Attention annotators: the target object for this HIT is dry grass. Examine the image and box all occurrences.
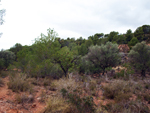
[51,77,81,94]
[102,80,132,102]
[7,73,33,93]
[15,93,34,104]
[43,96,74,113]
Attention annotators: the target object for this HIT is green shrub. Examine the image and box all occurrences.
[0,50,16,70]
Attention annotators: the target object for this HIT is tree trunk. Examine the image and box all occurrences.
[102,69,105,75]
[141,69,146,77]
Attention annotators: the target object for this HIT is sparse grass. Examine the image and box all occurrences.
[43,96,73,113]
[89,79,97,96]
[39,90,46,103]
[7,73,33,92]
[43,77,51,87]
[15,93,34,104]
[0,78,4,87]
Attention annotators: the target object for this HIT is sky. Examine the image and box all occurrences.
[0,0,150,50]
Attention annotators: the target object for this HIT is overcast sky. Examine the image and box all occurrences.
[0,0,150,50]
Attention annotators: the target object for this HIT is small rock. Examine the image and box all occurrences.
[0,100,3,103]
[28,94,34,102]
[32,103,36,108]
[37,97,41,101]
[28,95,33,99]
[16,104,22,108]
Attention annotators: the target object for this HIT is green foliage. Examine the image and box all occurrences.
[16,28,63,79]
[78,43,88,56]
[54,46,79,77]
[85,42,121,74]
[0,50,15,70]
[128,37,139,46]
[108,31,119,42]
[125,29,133,42]
[0,58,4,70]
[9,43,22,61]
[79,56,102,74]
[128,41,150,77]
[134,25,150,42]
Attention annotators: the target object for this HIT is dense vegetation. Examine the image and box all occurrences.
[2,24,149,78]
[0,24,150,112]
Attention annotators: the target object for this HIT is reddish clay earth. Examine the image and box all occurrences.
[0,76,47,113]
[0,75,150,112]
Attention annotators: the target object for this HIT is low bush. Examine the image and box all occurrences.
[102,100,150,113]
[61,87,96,113]
[43,96,73,113]
[103,80,132,102]
[51,78,81,94]
[7,73,33,92]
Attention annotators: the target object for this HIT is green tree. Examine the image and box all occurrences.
[9,43,22,61]
[108,31,119,42]
[117,35,127,44]
[85,42,120,75]
[0,50,15,70]
[78,43,88,56]
[128,41,150,77]
[125,29,133,42]
[133,25,150,41]
[54,46,80,77]
[128,37,139,46]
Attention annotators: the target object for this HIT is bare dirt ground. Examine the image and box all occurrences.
[0,73,150,113]
[0,76,46,113]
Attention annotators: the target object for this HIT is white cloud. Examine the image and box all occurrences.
[0,0,150,49]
